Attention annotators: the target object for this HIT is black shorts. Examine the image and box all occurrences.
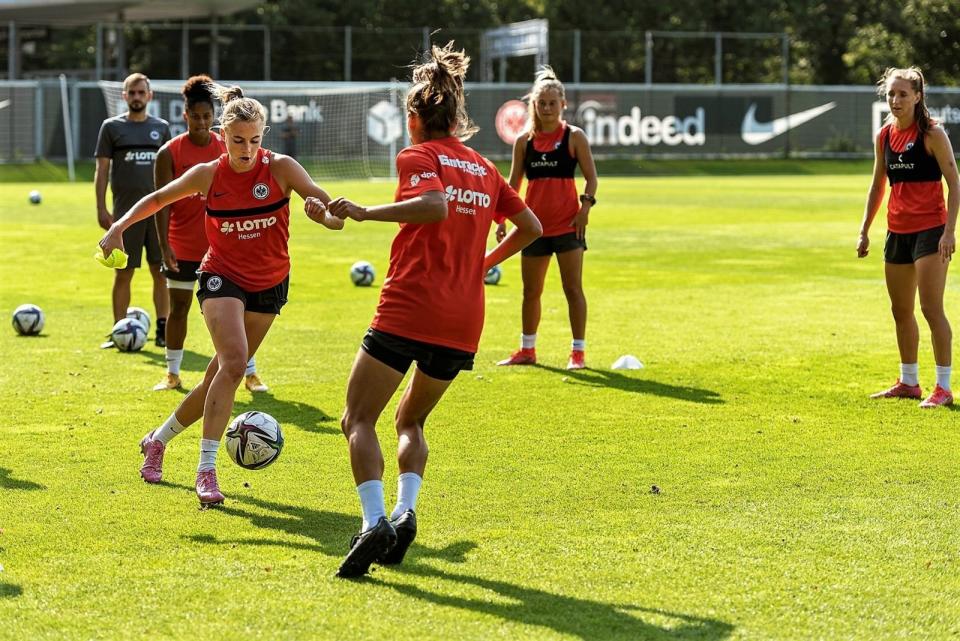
[162,259,202,283]
[884,225,944,264]
[117,217,162,268]
[196,272,289,315]
[361,328,474,381]
[522,232,587,257]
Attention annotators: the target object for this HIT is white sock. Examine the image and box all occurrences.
[357,479,386,532]
[245,356,256,377]
[166,348,184,376]
[521,333,537,349]
[391,472,423,520]
[935,365,952,391]
[900,362,919,386]
[154,412,187,444]
[197,438,219,472]
[572,339,586,352]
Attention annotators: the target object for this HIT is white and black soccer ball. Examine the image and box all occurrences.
[12,304,44,336]
[111,318,147,352]
[28,190,41,205]
[484,265,502,286]
[350,260,375,286]
[226,411,284,470]
[126,306,151,334]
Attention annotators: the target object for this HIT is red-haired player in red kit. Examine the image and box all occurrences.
[153,75,268,394]
[305,43,543,578]
[99,83,344,507]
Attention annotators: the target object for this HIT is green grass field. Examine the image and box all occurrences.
[1,174,958,640]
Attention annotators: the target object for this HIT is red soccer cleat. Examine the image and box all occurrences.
[869,380,922,399]
[195,469,225,506]
[497,347,536,366]
[139,431,166,484]
[566,350,586,370]
[919,385,953,409]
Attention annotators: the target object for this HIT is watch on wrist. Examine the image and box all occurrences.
[579,194,596,206]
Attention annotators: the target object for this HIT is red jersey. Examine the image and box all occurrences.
[200,148,291,291]
[165,131,226,260]
[522,123,580,237]
[882,122,946,234]
[372,137,527,353]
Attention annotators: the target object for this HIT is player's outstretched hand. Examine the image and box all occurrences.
[328,197,367,222]
[856,233,869,258]
[304,197,341,229]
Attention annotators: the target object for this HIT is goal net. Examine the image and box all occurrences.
[98,81,408,179]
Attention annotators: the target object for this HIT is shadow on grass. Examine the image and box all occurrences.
[233,393,338,435]
[533,364,723,405]
[376,562,735,641]
[134,348,210,373]
[163,484,732,639]
[0,583,23,599]
[165,484,472,562]
[0,467,44,490]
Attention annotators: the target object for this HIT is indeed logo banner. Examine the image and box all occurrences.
[575,100,705,146]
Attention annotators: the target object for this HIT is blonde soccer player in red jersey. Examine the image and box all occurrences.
[496,67,598,370]
[153,75,269,394]
[858,66,960,408]
[100,84,344,506]
[305,43,542,578]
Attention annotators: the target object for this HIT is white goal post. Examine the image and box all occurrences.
[98,80,408,180]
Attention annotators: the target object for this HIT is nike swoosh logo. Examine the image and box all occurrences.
[0,99,9,110]
[741,101,837,145]
[213,192,228,197]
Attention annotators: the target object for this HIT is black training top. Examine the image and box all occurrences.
[524,126,578,181]
[884,125,942,185]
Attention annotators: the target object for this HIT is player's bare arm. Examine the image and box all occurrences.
[328,191,447,224]
[94,156,112,230]
[153,145,177,270]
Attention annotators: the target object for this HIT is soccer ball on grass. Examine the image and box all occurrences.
[226,411,284,470]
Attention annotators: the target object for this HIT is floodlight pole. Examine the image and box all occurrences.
[263,25,271,80]
[344,26,352,81]
[572,29,581,83]
[95,23,103,80]
[714,32,722,84]
[180,22,189,79]
[210,15,219,79]
[644,31,652,85]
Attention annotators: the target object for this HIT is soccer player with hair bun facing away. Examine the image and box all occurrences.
[304,42,542,578]
[99,83,344,506]
[858,66,960,408]
[152,75,269,394]
[496,66,598,370]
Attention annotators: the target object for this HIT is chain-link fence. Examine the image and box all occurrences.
[2,23,791,85]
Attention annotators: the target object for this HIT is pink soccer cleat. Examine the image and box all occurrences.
[139,431,166,483]
[195,469,225,506]
[566,350,586,370]
[919,385,953,409]
[497,347,536,366]
[869,380,922,399]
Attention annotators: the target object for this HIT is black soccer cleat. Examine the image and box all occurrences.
[336,516,397,578]
[377,510,417,565]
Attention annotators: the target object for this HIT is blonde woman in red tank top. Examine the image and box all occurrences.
[496,67,598,371]
[857,67,960,408]
[99,83,344,506]
[152,75,268,394]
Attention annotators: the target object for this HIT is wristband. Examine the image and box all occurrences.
[579,194,596,206]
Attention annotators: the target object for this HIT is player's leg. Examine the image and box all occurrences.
[379,365,456,565]
[145,224,168,347]
[337,340,408,577]
[916,251,953,407]
[498,251,551,365]
[111,267,135,324]
[244,355,268,393]
[556,243,587,369]
[872,261,921,398]
[192,301,274,505]
[154,283,193,391]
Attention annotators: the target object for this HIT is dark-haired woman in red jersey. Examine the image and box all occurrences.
[100,83,344,506]
[857,67,960,408]
[305,43,542,578]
